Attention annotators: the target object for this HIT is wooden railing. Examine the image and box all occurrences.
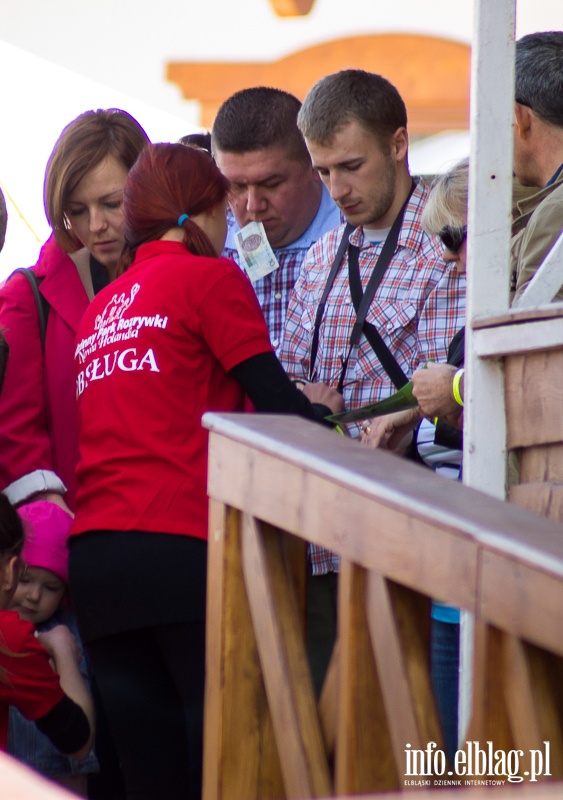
[202,413,563,799]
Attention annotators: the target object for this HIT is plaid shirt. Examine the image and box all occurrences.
[223,187,342,353]
[279,178,466,575]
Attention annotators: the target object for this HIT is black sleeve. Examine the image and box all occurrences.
[229,352,334,426]
[35,694,90,756]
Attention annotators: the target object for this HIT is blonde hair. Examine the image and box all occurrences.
[421,158,469,235]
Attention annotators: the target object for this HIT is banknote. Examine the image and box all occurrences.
[234,221,279,283]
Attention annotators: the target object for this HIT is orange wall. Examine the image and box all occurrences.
[167,33,470,134]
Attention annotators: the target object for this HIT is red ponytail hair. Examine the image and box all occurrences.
[120,143,230,270]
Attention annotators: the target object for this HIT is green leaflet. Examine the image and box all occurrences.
[326,381,418,424]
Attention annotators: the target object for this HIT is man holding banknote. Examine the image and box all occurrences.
[279,69,466,694]
[212,87,342,353]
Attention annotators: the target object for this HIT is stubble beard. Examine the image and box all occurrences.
[362,158,397,227]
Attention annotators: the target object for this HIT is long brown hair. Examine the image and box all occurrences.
[120,143,230,269]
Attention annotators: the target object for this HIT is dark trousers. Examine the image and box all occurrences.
[306,572,338,698]
[431,618,460,765]
[86,620,206,800]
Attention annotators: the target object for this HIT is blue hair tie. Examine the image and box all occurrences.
[178,213,190,226]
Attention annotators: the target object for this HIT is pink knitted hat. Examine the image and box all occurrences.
[17,501,72,583]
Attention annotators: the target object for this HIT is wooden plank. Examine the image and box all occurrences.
[509,483,563,523]
[473,303,563,330]
[473,318,563,358]
[479,550,563,657]
[206,415,563,590]
[463,0,515,499]
[241,515,332,799]
[526,645,563,779]
[335,561,397,793]
[501,635,544,763]
[365,573,422,763]
[466,625,513,751]
[500,637,563,780]
[203,502,284,800]
[208,419,483,609]
[365,575,443,766]
[385,581,444,751]
[519,444,563,484]
[505,350,563,448]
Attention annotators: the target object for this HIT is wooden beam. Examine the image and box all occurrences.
[365,576,443,764]
[240,515,331,799]
[203,502,284,800]
[335,561,397,793]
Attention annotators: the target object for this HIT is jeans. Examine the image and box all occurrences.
[431,617,460,765]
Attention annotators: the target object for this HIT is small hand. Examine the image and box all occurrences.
[359,408,420,454]
[302,381,345,414]
[37,625,81,668]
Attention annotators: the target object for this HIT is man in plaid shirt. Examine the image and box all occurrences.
[212,87,342,352]
[279,69,466,694]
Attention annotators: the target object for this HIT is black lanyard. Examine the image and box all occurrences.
[308,179,416,391]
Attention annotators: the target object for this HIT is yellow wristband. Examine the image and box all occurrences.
[452,368,464,407]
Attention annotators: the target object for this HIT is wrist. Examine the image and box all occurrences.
[452,368,464,407]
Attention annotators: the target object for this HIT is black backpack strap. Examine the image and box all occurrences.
[9,268,49,350]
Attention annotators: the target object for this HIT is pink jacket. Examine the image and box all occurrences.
[0,236,89,510]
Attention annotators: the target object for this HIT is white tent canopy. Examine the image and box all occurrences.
[0,41,196,280]
[408,130,470,177]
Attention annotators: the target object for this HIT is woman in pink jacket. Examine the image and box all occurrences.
[0,109,149,514]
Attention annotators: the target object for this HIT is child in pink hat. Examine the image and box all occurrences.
[10,501,70,626]
[7,500,98,795]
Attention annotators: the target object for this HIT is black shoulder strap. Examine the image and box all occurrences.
[343,180,417,390]
[348,242,409,390]
[308,222,354,381]
[9,268,49,350]
[308,180,417,390]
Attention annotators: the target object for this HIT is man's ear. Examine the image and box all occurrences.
[514,102,533,140]
[391,127,409,162]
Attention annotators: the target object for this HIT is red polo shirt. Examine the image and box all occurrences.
[72,240,273,541]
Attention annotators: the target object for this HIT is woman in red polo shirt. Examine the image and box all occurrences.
[68,143,342,800]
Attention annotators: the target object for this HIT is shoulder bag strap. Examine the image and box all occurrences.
[307,222,355,381]
[342,180,417,391]
[9,268,49,350]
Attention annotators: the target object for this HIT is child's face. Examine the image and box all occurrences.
[11,565,65,626]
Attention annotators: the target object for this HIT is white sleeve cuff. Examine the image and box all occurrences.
[3,470,67,505]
